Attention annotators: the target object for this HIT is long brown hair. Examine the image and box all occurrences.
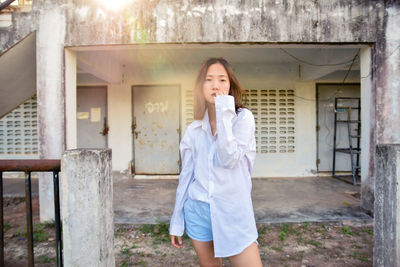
[193,57,246,120]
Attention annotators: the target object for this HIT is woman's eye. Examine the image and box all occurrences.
[220,79,226,82]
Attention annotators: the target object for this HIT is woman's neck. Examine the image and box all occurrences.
[207,103,217,136]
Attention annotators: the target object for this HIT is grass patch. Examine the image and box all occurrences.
[33,222,50,242]
[306,239,322,247]
[257,225,269,245]
[351,251,369,262]
[258,225,269,236]
[362,229,373,235]
[296,237,303,244]
[302,221,310,232]
[121,246,133,256]
[342,226,354,237]
[14,230,25,238]
[38,255,55,263]
[270,245,283,252]
[279,224,290,242]
[3,222,13,233]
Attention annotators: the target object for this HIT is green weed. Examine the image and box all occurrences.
[258,225,269,236]
[279,224,290,242]
[271,246,283,252]
[296,237,303,244]
[342,226,354,237]
[32,223,49,242]
[3,222,12,233]
[362,229,373,235]
[121,246,132,256]
[14,230,25,238]
[351,251,368,262]
[306,239,322,247]
[38,255,55,263]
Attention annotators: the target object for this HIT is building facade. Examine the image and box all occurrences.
[1,1,399,247]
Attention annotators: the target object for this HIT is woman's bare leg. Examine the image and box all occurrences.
[229,242,262,267]
[191,239,222,267]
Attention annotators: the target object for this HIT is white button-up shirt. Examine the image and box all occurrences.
[169,95,258,257]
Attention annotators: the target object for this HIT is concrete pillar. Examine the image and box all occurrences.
[374,145,400,266]
[373,3,400,266]
[360,47,374,214]
[61,149,115,267]
[65,48,77,150]
[37,6,66,222]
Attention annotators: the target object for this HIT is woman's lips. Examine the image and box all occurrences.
[212,93,216,97]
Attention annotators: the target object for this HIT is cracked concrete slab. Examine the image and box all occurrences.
[3,176,372,224]
[113,177,372,225]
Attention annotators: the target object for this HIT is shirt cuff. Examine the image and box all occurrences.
[215,95,235,113]
[169,220,184,236]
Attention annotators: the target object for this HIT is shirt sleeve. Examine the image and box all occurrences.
[215,95,255,169]
[169,126,195,236]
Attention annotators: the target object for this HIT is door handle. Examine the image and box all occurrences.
[134,131,141,139]
[132,117,137,134]
[100,117,109,136]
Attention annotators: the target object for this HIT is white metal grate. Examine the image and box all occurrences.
[184,89,194,126]
[244,89,296,153]
[0,96,39,158]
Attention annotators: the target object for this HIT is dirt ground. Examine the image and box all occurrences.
[4,197,373,266]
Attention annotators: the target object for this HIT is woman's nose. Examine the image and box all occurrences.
[212,81,219,90]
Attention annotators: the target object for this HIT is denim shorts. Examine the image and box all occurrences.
[184,198,213,242]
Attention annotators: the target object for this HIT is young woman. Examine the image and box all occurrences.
[169,58,262,267]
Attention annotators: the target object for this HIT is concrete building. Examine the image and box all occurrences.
[0,0,399,264]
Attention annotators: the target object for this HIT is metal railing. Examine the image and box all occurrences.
[0,0,32,12]
[0,159,62,267]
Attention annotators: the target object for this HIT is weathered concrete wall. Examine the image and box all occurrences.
[0,1,386,52]
[360,47,375,214]
[0,11,37,54]
[37,3,67,221]
[375,2,400,144]
[374,144,400,266]
[64,0,383,45]
[61,149,115,267]
[373,2,400,266]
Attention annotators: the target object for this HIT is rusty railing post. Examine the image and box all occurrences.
[53,171,63,267]
[25,171,34,267]
[0,160,61,266]
[0,171,3,267]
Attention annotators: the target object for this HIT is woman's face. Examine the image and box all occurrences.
[202,63,230,104]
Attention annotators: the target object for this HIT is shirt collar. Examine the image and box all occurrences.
[201,109,210,133]
[192,109,213,136]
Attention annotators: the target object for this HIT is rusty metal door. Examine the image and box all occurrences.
[77,86,108,148]
[132,85,180,174]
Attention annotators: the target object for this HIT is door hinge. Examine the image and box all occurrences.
[317,159,320,164]
[316,125,320,131]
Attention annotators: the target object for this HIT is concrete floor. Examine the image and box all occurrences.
[3,176,372,224]
[114,176,371,224]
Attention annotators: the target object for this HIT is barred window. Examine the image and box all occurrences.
[244,89,296,153]
[0,96,39,158]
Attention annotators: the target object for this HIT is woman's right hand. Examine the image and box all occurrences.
[170,235,183,248]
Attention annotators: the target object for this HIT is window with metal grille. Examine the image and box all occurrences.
[184,89,194,126]
[244,89,296,153]
[0,96,39,158]
[184,88,296,154]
